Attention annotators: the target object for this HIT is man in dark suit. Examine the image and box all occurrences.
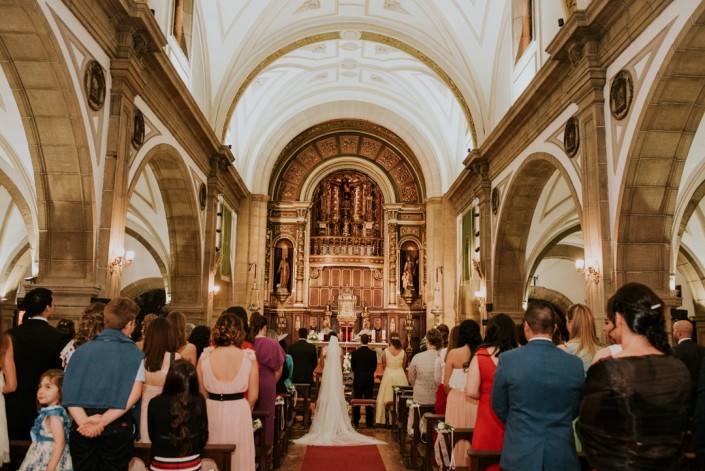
[351,333,378,428]
[491,301,584,471]
[6,287,67,439]
[288,327,318,384]
[673,320,705,408]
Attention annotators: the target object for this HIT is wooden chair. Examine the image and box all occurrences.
[293,383,311,426]
[252,410,273,471]
[420,413,444,471]
[409,403,436,469]
[350,398,377,427]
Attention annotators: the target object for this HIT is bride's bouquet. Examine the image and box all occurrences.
[343,352,352,373]
[307,331,319,341]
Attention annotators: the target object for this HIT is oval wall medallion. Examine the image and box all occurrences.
[199,183,207,210]
[83,60,106,111]
[132,109,145,149]
[610,70,633,120]
[491,187,500,215]
[564,116,579,158]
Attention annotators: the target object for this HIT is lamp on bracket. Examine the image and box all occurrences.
[109,248,135,274]
[575,258,599,284]
[430,266,443,325]
[248,263,261,312]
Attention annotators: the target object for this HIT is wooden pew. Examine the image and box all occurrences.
[409,403,436,469]
[10,440,237,471]
[419,413,444,471]
[273,398,287,469]
[435,427,473,470]
[466,449,594,471]
[397,391,414,457]
[392,386,413,442]
[252,410,273,471]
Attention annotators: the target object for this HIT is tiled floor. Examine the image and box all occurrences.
[279,422,408,470]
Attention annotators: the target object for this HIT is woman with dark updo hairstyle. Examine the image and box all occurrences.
[577,283,690,471]
[197,313,258,470]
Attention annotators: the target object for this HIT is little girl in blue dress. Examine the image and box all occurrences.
[20,369,73,471]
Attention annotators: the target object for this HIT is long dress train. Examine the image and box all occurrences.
[293,336,383,446]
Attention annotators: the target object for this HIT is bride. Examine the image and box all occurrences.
[293,333,383,446]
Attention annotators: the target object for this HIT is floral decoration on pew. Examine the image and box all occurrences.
[435,421,454,432]
[406,398,415,408]
[252,418,263,431]
[275,396,285,406]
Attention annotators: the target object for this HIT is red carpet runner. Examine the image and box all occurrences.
[300,444,386,471]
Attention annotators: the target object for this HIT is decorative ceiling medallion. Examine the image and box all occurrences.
[83,60,106,111]
[491,187,500,215]
[610,70,633,120]
[563,117,579,158]
[132,109,145,149]
[340,30,362,40]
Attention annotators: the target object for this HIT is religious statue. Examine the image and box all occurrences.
[277,255,290,291]
[402,255,416,294]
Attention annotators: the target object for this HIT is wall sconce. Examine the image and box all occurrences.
[248,263,260,312]
[575,258,599,284]
[109,248,135,274]
[209,284,220,295]
[430,267,443,325]
[474,287,487,305]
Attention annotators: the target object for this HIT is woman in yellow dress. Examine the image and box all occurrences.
[375,332,409,425]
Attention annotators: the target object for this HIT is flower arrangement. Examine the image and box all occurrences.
[435,421,454,432]
[343,352,352,373]
[406,398,415,408]
[252,418,263,431]
[307,331,319,341]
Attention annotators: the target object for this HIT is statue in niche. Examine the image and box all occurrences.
[402,255,416,294]
[277,255,290,291]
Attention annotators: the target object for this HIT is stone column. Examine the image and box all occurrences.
[385,207,400,307]
[570,38,614,321]
[97,28,148,299]
[295,208,308,305]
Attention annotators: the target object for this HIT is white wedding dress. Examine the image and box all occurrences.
[293,336,383,446]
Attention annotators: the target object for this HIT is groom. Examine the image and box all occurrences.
[351,334,378,428]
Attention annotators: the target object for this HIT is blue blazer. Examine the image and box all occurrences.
[491,339,585,471]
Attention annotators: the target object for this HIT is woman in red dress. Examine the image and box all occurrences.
[465,314,519,470]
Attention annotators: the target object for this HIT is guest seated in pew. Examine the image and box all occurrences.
[148,360,208,471]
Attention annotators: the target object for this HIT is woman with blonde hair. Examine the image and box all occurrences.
[60,302,105,368]
[559,304,601,373]
[167,311,197,366]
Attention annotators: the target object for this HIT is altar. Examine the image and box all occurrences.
[311,340,388,354]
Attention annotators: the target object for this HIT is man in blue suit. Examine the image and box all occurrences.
[491,301,584,471]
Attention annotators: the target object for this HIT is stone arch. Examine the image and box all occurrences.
[271,120,426,204]
[615,2,705,293]
[125,227,170,294]
[493,153,582,313]
[121,277,165,300]
[527,286,573,315]
[525,224,582,293]
[127,144,202,306]
[0,3,94,283]
[677,244,705,317]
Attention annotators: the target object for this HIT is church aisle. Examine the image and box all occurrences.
[280,425,407,471]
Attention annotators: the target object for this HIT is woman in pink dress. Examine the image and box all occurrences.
[443,320,482,467]
[197,314,259,471]
[465,314,519,470]
[139,317,179,443]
